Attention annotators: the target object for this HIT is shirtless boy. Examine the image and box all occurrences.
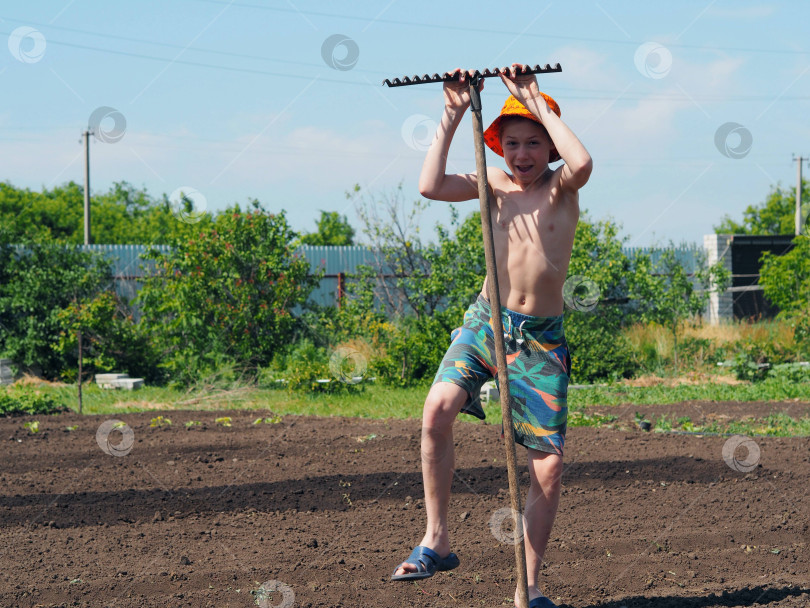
[391,65,592,608]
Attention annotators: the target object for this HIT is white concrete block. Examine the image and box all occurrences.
[110,378,144,390]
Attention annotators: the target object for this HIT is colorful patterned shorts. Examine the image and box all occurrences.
[432,295,571,455]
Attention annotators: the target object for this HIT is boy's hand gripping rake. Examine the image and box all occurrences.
[384,64,562,608]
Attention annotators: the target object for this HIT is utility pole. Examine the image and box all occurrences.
[795,155,804,236]
[83,129,92,245]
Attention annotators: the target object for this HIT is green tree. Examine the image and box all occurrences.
[137,201,317,385]
[715,179,809,235]
[352,185,437,319]
[340,186,476,384]
[91,182,211,245]
[300,210,355,246]
[350,184,486,321]
[55,290,159,382]
[0,180,210,245]
[424,209,486,320]
[0,181,84,242]
[630,245,729,372]
[760,236,810,354]
[0,237,111,379]
[564,215,637,382]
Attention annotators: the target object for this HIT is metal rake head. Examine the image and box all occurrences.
[382,63,561,87]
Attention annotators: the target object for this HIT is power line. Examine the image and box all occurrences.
[3,30,809,103]
[183,0,810,57]
[0,33,363,85]
[0,17,387,76]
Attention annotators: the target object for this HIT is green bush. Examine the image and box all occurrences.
[138,202,318,386]
[732,352,769,382]
[275,339,365,395]
[0,388,66,416]
[565,309,635,383]
[55,291,160,383]
[768,362,810,383]
[760,235,810,357]
[730,330,802,382]
[368,314,452,387]
[0,241,111,379]
[734,329,796,375]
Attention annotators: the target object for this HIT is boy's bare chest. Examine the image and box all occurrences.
[491,189,565,239]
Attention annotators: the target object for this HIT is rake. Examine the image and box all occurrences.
[384,63,562,608]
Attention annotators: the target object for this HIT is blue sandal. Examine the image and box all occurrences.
[390,545,459,581]
[520,596,558,608]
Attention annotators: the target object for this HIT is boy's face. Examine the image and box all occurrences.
[500,119,554,185]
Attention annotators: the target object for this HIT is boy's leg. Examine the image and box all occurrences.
[393,381,468,576]
[517,448,563,604]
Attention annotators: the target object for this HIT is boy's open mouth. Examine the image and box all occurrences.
[516,165,533,174]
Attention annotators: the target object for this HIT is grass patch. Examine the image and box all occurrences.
[4,376,809,436]
[0,387,66,416]
[651,412,810,437]
[25,382,434,419]
[569,378,810,407]
[568,409,619,428]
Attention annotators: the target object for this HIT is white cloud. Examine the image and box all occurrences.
[554,45,627,91]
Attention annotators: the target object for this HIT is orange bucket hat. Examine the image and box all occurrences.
[484,93,561,162]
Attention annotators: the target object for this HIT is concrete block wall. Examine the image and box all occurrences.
[703,233,734,325]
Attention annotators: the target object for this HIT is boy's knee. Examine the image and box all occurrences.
[422,387,464,430]
[529,452,563,487]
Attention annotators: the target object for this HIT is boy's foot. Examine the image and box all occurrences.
[390,545,459,581]
[515,595,558,608]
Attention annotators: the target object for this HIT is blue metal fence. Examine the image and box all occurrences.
[623,243,703,275]
[77,243,704,308]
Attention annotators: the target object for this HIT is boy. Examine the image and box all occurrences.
[391,65,592,608]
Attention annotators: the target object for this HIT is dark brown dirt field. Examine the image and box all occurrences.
[1,403,808,608]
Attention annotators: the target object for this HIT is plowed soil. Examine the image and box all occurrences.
[1,402,808,608]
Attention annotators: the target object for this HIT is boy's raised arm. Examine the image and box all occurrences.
[499,64,592,192]
[418,70,481,202]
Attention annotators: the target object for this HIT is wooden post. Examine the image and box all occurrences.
[337,271,346,309]
[77,329,83,415]
[83,130,92,245]
[468,77,530,608]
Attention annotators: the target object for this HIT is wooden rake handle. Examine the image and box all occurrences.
[467,79,532,608]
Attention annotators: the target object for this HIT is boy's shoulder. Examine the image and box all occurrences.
[486,166,528,186]
[486,165,562,195]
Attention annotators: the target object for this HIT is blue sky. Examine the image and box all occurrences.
[2,1,809,246]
